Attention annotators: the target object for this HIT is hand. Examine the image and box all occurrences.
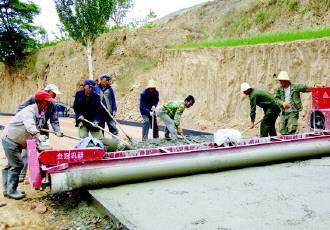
[177,128,183,134]
[282,102,290,109]
[113,111,117,118]
[55,131,64,137]
[38,134,48,142]
[250,122,255,129]
[78,115,84,121]
[92,121,99,127]
[150,111,154,116]
[151,106,156,111]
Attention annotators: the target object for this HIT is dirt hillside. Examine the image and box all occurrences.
[157,0,330,39]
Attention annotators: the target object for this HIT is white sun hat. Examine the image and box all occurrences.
[240,82,251,92]
[45,84,62,95]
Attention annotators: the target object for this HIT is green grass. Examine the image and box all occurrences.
[170,27,330,49]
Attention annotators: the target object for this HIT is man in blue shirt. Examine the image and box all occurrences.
[140,80,159,141]
[94,74,118,138]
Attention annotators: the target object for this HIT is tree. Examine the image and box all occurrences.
[128,10,157,29]
[54,0,115,80]
[0,0,41,66]
[110,0,133,28]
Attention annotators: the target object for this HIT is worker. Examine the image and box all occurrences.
[79,84,84,90]
[16,84,63,182]
[16,84,63,137]
[74,80,126,152]
[140,79,159,141]
[1,91,56,200]
[156,95,195,141]
[241,82,280,137]
[73,79,103,139]
[94,74,118,138]
[274,71,321,135]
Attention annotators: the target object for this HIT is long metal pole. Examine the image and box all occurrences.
[50,140,330,193]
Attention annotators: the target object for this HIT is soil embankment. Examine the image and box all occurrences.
[0,34,329,136]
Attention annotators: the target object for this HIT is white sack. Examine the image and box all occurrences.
[214,129,241,146]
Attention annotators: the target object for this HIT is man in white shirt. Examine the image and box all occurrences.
[2,91,57,200]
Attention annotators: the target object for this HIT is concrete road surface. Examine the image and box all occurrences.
[89,156,330,230]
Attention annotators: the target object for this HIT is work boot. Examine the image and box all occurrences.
[2,169,8,197]
[6,171,26,200]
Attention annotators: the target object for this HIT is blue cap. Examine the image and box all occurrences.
[100,74,110,80]
[84,79,96,87]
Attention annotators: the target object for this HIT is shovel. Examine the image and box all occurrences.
[241,119,262,135]
[151,111,155,138]
[100,103,138,144]
[179,132,191,144]
[82,118,129,145]
[40,129,80,140]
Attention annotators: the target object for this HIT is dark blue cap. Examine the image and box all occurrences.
[84,79,96,87]
[100,74,110,80]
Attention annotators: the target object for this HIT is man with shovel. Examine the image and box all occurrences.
[73,80,121,152]
[140,79,159,141]
[73,80,103,139]
[157,95,195,141]
[241,82,280,137]
[94,74,118,138]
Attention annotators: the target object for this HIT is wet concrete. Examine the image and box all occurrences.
[89,156,330,230]
[128,134,214,149]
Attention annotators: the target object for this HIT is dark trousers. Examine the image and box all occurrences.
[99,113,118,138]
[260,106,280,137]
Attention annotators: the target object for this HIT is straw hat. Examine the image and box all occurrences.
[274,71,291,81]
[240,82,251,92]
[147,79,157,88]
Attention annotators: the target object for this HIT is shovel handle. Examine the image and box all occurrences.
[40,129,80,140]
[179,132,191,144]
[82,118,129,145]
[241,119,262,135]
[100,103,134,142]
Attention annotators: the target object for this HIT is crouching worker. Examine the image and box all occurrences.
[1,91,56,199]
[157,95,195,141]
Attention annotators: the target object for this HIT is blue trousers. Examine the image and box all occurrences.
[2,139,24,173]
[142,114,159,141]
[99,113,118,138]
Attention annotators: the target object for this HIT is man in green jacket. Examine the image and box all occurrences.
[241,82,280,137]
[156,95,195,140]
[274,71,318,135]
